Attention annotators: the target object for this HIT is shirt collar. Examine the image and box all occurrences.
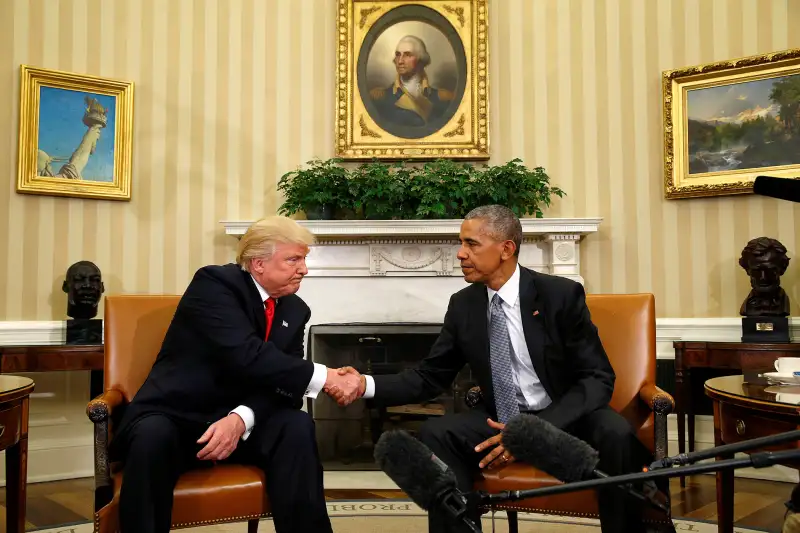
[486,263,520,306]
[250,274,272,303]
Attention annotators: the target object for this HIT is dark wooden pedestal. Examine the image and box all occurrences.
[673,341,800,487]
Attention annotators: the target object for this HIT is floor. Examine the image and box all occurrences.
[5,474,794,532]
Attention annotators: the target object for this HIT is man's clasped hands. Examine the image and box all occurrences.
[322,366,515,470]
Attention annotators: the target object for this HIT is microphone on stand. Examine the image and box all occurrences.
[374,430,481,533]
[501,414,668,512]
[753,175,800,203]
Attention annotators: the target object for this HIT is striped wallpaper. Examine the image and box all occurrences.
[1,0,800,320]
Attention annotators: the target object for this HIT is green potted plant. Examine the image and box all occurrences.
[348,160,410,219]
[276,158,349,220]
[473,158,565,218]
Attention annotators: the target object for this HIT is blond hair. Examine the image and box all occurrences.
[236,216,315,271]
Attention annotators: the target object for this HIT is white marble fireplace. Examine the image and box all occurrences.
[222,218,601,333]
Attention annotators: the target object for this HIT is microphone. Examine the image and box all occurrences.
[649,429,800,470]
[374,430,481,533]
[502,414,668,512]
[753,175,800,203]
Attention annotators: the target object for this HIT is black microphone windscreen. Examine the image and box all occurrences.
[374,429,458,510]
[503,414,600,482]
[753,176,800,203]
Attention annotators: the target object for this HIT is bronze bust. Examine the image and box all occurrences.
[62,261,105,319]
[738,237,790,317]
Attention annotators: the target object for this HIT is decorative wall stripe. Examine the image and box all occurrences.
[1,0,799,321]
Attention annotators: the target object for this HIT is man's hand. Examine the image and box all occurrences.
[197,413,246,461]
[323,366,364,406]
[474,418,516,469]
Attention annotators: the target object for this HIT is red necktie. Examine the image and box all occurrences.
[264,298,275,340]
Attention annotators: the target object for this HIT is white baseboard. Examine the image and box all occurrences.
[2,319,798,485]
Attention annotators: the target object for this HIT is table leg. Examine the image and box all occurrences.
[6,436,28,533]
[713,401,734,533]
[90,369,104,400]
[676,368,687,487]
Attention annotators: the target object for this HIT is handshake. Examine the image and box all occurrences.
[323,366,365,406]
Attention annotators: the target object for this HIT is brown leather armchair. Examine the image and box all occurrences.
[473,293,675,531]
[86,295,271,533]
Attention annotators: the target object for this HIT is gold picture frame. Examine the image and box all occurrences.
[663,48,800,199]
[17,65,134,201]
[335,0,489,160]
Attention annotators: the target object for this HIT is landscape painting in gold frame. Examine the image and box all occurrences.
[335,0,488,160]
[17,65,134,201]
[663,48,800,199]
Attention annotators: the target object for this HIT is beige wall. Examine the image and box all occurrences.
[1,0,799,320]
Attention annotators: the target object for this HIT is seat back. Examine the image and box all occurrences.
[103,294,182,402]
[585,293,656,436]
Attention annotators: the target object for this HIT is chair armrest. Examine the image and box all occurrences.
[86,389,125,423]
[639,383,674,461]
[639,383,674,415]
[86,389,125,511]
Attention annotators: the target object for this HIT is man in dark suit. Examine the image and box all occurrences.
[335,205,664,532]
[111,216,362,533]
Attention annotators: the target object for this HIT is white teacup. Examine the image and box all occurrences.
[775,357,800,374]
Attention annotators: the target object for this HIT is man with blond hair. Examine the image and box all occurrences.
[111,216,360,533]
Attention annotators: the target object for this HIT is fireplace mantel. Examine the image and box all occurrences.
[220,218,601,283]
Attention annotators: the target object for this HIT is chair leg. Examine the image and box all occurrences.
[507,510,519,533]
[248,518,259,533]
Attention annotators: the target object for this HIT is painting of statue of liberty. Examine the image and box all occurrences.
[17,65,133,201]
[687,74,800,174]
[37,87,116,182]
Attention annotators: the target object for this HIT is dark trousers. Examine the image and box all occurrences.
[417,406,656,533]
[115,409,332,533]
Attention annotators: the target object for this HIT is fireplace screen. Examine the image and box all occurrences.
[307,323,476,470]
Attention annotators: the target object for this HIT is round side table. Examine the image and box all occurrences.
[0,375,35,533]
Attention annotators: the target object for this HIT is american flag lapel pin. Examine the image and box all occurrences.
[282,320,289,327]
[533,310,540,316]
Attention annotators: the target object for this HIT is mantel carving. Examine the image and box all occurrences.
[220,218,602,283]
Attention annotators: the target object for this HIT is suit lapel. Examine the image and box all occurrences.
[241,270,267,339]
[519,267,553,396]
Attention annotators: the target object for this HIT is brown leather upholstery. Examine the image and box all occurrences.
[87,295,270,533]
[474,293,674,524]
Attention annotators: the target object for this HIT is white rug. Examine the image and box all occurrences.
[33,500,768,533]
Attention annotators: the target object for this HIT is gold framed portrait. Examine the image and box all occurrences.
[663,48,800,199]
[335,0,489,160]
[17,65,134,201]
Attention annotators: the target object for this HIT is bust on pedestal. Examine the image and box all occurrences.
[739,237,791,343]
[62,261,104,345]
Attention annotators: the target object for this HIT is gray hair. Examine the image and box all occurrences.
[396,35,431,68]
[465,205,522,257]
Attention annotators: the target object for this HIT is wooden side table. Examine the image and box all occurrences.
[0,345,104,399]
[673,341,799,486]
[705,374,800,533]
[0,375,36,533]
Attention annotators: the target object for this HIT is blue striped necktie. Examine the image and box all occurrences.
[488,293,520,424]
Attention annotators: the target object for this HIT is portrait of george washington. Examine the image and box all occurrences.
[357,5,467,140]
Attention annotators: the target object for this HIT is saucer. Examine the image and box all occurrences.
[762,372,800,385]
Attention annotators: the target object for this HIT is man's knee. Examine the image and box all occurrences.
[262,409,317,454]
[123,415,181,461]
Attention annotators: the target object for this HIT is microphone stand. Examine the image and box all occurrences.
[648,428,800,470]
[474,448,800,504]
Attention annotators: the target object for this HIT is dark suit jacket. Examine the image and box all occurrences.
[114,263,313,446]
[371,266,615,430]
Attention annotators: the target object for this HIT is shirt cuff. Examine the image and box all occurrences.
[229,405,255,440]
[363,375,375,399]
[305,363,328,398]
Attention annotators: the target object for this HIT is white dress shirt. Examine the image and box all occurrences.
[229,275,327,440]
[362,264,551,412]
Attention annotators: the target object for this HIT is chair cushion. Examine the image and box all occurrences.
[474,463,669,523]
[96,464,270,533]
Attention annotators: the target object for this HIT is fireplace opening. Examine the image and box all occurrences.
[307,323,476,471]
